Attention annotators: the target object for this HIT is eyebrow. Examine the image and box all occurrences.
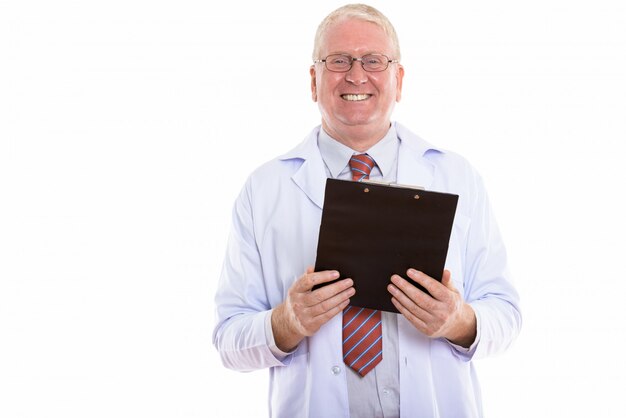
[325,51,388,57]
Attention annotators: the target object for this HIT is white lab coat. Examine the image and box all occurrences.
[213,122,521,418]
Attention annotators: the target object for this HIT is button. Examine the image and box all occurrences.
[382,388,390,396]
[331,366,341,375]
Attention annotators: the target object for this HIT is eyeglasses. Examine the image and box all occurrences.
[314,54,399,72]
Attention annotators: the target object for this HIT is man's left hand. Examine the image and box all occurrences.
[388,269,477,348]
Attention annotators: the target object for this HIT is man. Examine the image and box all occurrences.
[213,4,521,417]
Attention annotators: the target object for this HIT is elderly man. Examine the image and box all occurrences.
[213,4,521,417]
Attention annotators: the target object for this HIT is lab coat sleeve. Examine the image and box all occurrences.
[455,171,522,361]
[212,180,291,371]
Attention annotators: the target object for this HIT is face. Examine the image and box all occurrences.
[310,18,404,143]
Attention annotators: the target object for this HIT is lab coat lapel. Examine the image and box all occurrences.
[396,123,437,190]
[281,127,327,210]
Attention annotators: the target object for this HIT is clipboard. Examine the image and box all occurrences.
[313,178,458,313]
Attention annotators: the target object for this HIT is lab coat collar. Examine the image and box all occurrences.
[395,122,443,191]
[279,123,444,209]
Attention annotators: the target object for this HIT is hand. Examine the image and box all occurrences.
[272,267,355,352]
[388,269,476,348]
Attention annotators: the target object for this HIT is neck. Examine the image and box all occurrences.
[322,122,391,152]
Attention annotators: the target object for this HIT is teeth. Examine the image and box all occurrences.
[342,94,370,101]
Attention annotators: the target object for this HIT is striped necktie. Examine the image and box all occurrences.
[342,153,383,377]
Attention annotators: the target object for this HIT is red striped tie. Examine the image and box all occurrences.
[342,153,383,377]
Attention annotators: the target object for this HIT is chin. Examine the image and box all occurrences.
[338,115,379,127]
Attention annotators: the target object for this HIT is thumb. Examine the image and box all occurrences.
[441,269,455,290]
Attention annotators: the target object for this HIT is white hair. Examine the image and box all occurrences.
[312,3,401,61]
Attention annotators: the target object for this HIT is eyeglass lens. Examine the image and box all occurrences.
[324,54,390,72]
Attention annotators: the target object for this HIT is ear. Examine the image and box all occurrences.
[310,65,318,102]
[395,64,404,102]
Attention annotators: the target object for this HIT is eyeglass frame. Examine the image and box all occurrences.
[313,53,400,73]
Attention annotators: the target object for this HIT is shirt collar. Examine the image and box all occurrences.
[317,125,399,179]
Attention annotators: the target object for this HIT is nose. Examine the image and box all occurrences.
[345,59,368,85]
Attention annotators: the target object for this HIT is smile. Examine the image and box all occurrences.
[341,94,372,101]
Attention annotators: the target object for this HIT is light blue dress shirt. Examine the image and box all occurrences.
[318,126,401,418]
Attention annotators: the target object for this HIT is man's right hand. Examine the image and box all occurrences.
[271,267,355,352]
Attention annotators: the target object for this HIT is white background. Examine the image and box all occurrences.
[1,0,625,417]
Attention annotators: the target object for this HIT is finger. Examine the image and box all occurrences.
[406,269,449,301]
[391,297,427,332]
[293,269,340,292]
[441,269,455,291]
[388,282,432,320]
[390,274,436,310]
[307,278,353,307]
[311,298,351,326]
[309,286,355,316]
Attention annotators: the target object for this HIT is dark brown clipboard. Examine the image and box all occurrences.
[313,178,459,313]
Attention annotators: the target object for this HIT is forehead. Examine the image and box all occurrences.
[321,18,393,56]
